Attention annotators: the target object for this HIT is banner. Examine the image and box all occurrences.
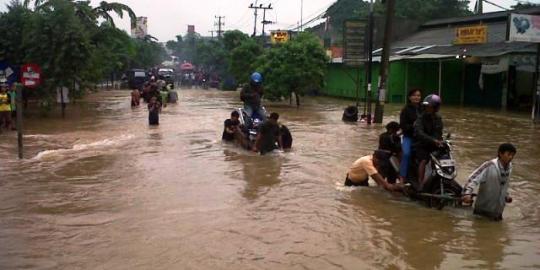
[131,17,148,38]
[455,25,487,44]
[508,13,540,43]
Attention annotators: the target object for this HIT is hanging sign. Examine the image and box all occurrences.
[455,25,487,44]
[21,63,42,88]
[271,31,290,44]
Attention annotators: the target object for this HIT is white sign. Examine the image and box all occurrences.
[56,87,70,103]
[508,13,540,43]
[131,17,148,39]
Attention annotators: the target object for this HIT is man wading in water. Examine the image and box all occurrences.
[253,112,282,155]
[345,150,403,192]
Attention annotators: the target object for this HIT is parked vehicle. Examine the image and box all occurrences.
[158,68,175,89]
[127,69,147,90]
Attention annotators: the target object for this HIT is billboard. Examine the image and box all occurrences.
[343,19,367,66]
[455,25,487,44]
[131,17,148,38]
[508,13,540,43]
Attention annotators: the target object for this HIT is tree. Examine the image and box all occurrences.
[24,0,93,99]
[0,1,30,65]
[194,39,227,75]
[256,32,328,106]
[323,0,472,32]
[222,30,250,52]
[93,0,136,28]
[512,3,539,10]
[229,38,263,85]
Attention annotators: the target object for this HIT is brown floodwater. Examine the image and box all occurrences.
[0,89,539,269]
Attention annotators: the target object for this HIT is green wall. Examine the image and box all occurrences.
[324,60,464,105]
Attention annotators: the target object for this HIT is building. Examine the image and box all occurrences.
[323,7,540,111]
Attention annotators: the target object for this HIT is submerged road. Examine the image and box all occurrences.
[1,89,539,269]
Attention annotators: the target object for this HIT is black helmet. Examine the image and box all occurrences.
[422,94,441,111]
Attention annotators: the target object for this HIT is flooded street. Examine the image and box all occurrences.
[1,89,539,269]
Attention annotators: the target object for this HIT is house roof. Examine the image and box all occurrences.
[422,7,540,28]
[384,8,540,59]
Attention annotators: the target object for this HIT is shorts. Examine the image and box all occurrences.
[415,146,435,162]
[344,174,369,187]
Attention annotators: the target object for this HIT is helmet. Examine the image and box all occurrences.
[422,94,441,111]
[250,72,263,84]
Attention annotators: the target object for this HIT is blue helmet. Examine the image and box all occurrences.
[250,72,263,84]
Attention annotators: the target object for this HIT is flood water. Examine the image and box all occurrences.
[1,89,539,269]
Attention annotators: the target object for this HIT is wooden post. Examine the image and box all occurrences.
[374,0,395,123]
[438,60,443,97]
[533,44,540,122]
[16,83,23,159]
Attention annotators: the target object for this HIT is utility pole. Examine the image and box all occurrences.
[215,16,225,39]
[374,0,395,123]
[249,1,260,37]
[476,0,483,14]
[209,30,214,38]
[300,0,304,31]
[260,4,273,37]
[365,0,374,125]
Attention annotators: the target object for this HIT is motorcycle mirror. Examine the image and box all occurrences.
[446,133,452,140]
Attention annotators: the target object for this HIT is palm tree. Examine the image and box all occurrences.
[93,1,136,28]
[23,0,136,28]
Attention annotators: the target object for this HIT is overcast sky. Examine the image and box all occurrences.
[0,0,532,42]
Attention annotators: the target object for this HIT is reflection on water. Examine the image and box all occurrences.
[0,89,539,269]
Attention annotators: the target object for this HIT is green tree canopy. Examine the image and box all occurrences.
[229,38,263,85]
[256,32,328,106]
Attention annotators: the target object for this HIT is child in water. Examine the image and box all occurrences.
[462,143,516,221]
[148,96,161,125]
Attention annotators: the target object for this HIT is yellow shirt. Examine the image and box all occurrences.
[347,155,378,183]
[0,93,11,112]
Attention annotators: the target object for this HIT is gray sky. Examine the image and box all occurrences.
[0,0,531,41]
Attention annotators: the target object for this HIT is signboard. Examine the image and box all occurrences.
[270,30,289,44]
[343,20,367,66]
[131,17,148,38]
[508,13,540,43]
[0,61,17,85]
[20,63,42,88]
[455,25,487,44]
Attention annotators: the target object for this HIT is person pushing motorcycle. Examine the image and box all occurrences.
[240,72,266,121]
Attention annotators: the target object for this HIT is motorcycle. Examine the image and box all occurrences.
[236,107,267,148]
[402,134,463,209]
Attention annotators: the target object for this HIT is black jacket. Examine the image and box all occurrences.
[414,112,443,148]
[400,104,420,137]
[240,84,263,107]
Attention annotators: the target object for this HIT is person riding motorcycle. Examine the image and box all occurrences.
[413,94,444,189]
[240,72,266,121]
